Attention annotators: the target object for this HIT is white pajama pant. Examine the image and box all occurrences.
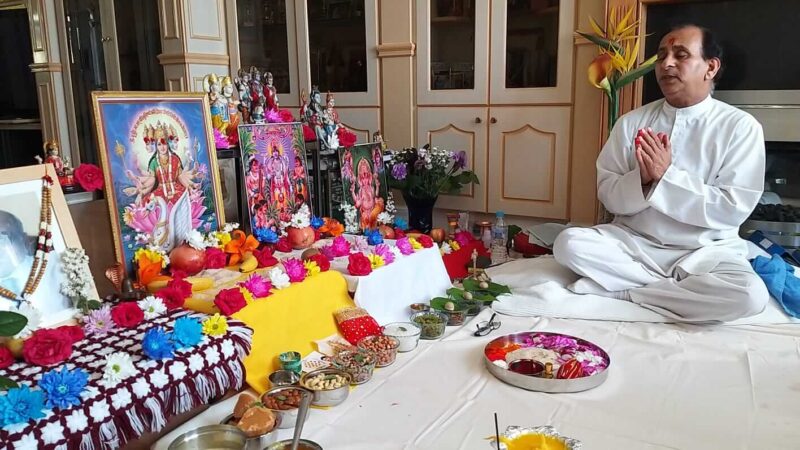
[553,224,769,322]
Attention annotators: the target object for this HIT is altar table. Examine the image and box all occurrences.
[153,308,800,450]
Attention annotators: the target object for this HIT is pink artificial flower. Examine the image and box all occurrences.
[282,258,307,283]
[396,237,414,255]
[214,128,231,149]
[320,244,337,260]
[454,231,473,247]
[373,244,394,265]
[332,236,351,257]
[239,273,272,298]
[266,108,282,123]
[351,236,370,253]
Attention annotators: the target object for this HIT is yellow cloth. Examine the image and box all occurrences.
[185,270,354,393]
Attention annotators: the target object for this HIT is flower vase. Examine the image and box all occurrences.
[402,193,438,233]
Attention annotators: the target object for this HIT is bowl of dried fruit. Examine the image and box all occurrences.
[260,386,309,429]
[299,368,352,407]
[357,335,400,367]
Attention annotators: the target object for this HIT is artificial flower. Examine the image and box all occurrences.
[142,327,175,360]
[373,244,395,264]
[279,109,295,122]
[449,240,461,252]
[204,247,227,269]
[134,247,167,268]
[168,276,193,301]
[156,286,187,310]
[351,236,370,253]
[302,124,316,141]
[337,127,357,147]
[111,302,144,328]
[409,237,423,250]
[440,242,453,255]
[10,302,41,339]
[266,108,281,123]
[202,314,228,336]
[39,366,88,409]
[103,352,136,383]
[320,218,344,237]
[453,150,467,170]
[288,204,312,228]
[169,268,188,279]
[307,253,330,272]
[347,253,372,276]
[55,325,85,344]
[320,244,336,260]
[0,384,46,427]
[224,230,259,266]
[310,216,324,229]
[390,245,404,262]
[396,237,414,255]
[332,236,351,257]
[454,230,473,247]
[60,248,94,302]
[214,288,248,316]
[0,347,14,369]
[282,258,307,283]
[303,260,321,277]
[239,273,272,298]
[213,231,232,248]
[394,217,409,231]
[186,230,207,250]
[268,267,291,289]
[214,128,232,149]
[73,163,104,191]
[253,247,279,268]
[254,226,279,244]
[172,316,203,348]
[313,228,321,241]
[135,253,164,287]
[394,228,406,239]
[275,236,293,253]
[366,229,384,245]
[418,235,434,248]
[138,296,167,320]
[377,212,393,225]
[83,305,114,335]
[22,328,73,366]
[390,162,407,181]
[367,253,385,269]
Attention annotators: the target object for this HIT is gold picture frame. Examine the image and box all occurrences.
[91,91,226,277]
[0,163,97,327]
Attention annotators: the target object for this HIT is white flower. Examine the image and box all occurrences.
[151,368,169,388]
[574,351,604,366]
[41,421,64,445]
[89,399,110,421]
[138,296,167,320]
[103,352,137,383]
[221,340,235,358]
[11,303,41,338]
[132,378,151,398]
[223,222,240,233]
[206,347,220,365]
[440,242,452,255]
[268,267,291,289]
[14,433,38,450]
[135,233,151,245]
[66,410,89,433]
[188,353,205,373]
[386,191,397,214]
[186,230,207,250]
[169,361,187,379]
[111,387,132,409]
[390,246,404,261]
[377,212,393,225]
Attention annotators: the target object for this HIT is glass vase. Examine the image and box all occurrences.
[402,192,438,233]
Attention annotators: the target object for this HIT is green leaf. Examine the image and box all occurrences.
[0,312,27,337]
[446,288,465,301]
[576,31,623,53]
[462,278,480,292]
[0,377,18,391]
[87,300,103,310]
[615,55,657,89]
[472,292,497,303]
[430,297,452,311]
[487,282,512,296]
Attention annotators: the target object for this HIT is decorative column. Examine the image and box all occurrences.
[157,0,230,92]
[377,0,415,148]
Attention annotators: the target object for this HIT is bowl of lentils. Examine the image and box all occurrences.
[332,349,377,385]
[411,311,448,340]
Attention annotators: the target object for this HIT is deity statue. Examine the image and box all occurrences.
[299,89,310,123]
[319,91,341,150]
[264,71,279,112]
[36,140,74,186]
[220,76,240,135]
[251,96,266,124]
[204,73,230,134]
[235,69,252,124]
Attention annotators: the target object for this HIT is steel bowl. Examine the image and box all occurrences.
[219,413,281,449]
[269,369,300,388]
[261,386,310,429]
[265,438,324,450]
[167,424,247,450]
[299,368,352,407]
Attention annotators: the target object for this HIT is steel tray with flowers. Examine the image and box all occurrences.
[484,331,610,393]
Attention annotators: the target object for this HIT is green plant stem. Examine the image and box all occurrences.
[607,90,619,133]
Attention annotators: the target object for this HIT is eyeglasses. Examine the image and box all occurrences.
[473,314,501,336]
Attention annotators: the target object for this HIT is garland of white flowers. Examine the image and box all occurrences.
[341,202,360,234]
[377,191,396,225]
[61,248,101,314]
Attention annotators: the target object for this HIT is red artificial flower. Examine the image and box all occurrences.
[418,235,434,248]
[347,253,372,276]
[167,276,193,300]
[74,163,104,192]
[0,346,14,369]
[253,247,278,268]
[394,228,406,239]
[302,124,317,142]
[214,288,248,316]
[308,253,330,272]
[313,228,321,242]
[275,237,292,253]
[169,268,189,279]
[111,302,145,328]
[204,247,227,269]
[22,328,74,366]
[337,127,357,148]
[55,325,85,344]
[227,130,240,147]
[278,109,296,122]
[156,286,187,310]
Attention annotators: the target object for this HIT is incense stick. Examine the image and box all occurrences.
[494,412,500,450]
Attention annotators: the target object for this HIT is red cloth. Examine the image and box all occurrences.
[442,241,490,281]
[338,315,382,345]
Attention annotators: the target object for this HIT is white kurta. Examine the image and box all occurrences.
[554,95,769,322]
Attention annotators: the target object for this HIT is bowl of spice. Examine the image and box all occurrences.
[332,349,377,385]
[357,335,400,367]
[260,386,308,429]
[411,311,448,340]
[382,322,422,352]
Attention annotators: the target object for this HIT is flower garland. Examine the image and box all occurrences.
[341,203,360,234]
[60,248,99,313]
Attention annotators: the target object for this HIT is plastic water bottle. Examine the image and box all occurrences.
[490,211,508,264]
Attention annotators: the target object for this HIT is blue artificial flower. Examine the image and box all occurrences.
[310,216,324,229]
[142,327,175,360]
[394,217,409,231]
[254,227,279,244]
[39,366,88,409]
[366,229,383,245]
[0,384,47,428]
[172,316,203,349]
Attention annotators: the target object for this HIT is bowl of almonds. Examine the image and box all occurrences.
[357,335,400,367]
[300,368,352,407]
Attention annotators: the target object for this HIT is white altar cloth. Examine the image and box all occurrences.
[153,308,800,450]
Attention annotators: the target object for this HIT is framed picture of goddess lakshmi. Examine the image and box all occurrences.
[339,143,388,232]
[238,122,311,233]
[92,92,225,277]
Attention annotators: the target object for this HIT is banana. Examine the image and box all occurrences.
[239,252,258,273]
[146,277,171,293]
[186,276,213,292]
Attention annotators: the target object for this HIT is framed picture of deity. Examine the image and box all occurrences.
[238,122,311,233]
[92,92,225,277]
[338,143,388,233]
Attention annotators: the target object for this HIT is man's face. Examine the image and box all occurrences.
[655,27,718,105]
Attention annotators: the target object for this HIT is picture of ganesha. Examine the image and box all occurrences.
[343,147,385,231]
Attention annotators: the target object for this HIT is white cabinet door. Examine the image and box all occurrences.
[417,106,488,212]
[487,106,571,218]
[337,107,381,144]
[415,0,490,105]
[489,0,575,104]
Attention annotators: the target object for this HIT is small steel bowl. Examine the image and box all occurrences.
[300,368,352,407]
[269,369,300,387]
[168,424,247,450]
[409,302,430,313]
[261,386,310,429]
[219,413,281,449]
[265,438,324,450]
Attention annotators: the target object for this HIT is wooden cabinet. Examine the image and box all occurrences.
[415,0,575,218]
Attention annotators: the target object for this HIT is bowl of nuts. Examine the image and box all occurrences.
[357,335,400,367]
[300,368,352,407]
[332,349,377,385]
[411,310,448,340]
[260,386,308,429]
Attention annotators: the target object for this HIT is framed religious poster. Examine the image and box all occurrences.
[92,92,225,277]
[0,164,98,327]
[338,143,388,232]
[238,122,311,233]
